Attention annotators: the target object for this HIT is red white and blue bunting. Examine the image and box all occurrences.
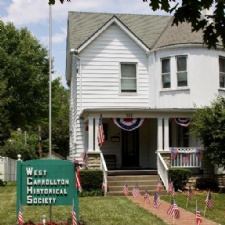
[174,118,191,127]
[112,118,145,131]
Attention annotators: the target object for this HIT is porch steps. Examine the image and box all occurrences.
[106,170,166,196]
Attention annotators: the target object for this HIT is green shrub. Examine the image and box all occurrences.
[79,169,103,196]
[0,179,7,187]
[196,177,219,191]
[168,168,192,190]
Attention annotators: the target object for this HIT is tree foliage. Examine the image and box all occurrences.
[0,21,49,131]
[190,96,225,166]
[143,0,225,49]
[0,21,69,159]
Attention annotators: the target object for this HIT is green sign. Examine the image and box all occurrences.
[16,159,79,220]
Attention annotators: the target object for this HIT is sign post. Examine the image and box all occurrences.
[16,159,79,223]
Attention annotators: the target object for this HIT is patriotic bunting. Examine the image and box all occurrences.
[112,118,145,131]
[74,159,82,192]
[174,118,191,127]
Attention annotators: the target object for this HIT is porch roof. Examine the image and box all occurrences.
[80,108,196,120]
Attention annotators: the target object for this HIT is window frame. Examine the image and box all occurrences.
[120,63,137,93]
[161,57,171,88]
[219,56,225,88]
[176,55,188,87]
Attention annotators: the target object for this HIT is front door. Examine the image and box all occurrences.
[122,129,139,167]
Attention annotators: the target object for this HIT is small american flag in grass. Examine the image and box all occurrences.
[205,191,214,209]
[17,202,24,225]
[144,190,150,203]
[132,184,140,197]
[157,179,163,192]
[167,179,174,194]
[196,202,202,225]
[153,192,161,208]
[123,183,129,196]
[167,199,180,219]
[188,186,193,200]
[72,201,77,225]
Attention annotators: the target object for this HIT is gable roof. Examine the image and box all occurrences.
[67,11,206,54]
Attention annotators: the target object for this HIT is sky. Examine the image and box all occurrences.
[0,0,171,88]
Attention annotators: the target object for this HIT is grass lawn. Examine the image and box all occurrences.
[1,183,225,225]
[0,182,167,225]
[161,192,225,224]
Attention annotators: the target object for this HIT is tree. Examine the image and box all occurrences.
[0,21,49,131]
[190,96,225,166]
[143,0,225,49]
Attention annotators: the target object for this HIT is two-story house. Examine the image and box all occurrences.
[65,11,225,193]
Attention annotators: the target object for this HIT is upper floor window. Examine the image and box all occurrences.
[121,63,137,93]
[161,58,170,88]
[219,57,225,88]
[176,56,187,87]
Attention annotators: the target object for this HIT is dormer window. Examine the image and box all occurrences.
[121,63,137,93]
[219,57,225,88]
[176,56,187,87]
[161,58,171,88]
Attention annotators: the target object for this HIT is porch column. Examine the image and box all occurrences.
[157,117,163,150]
[164,117,169,151]
[95,117,100,151]
[88,117,94,152]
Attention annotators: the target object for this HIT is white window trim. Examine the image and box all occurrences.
[161,57,171,89]
[176,55,188,87]
[119,62,138,95]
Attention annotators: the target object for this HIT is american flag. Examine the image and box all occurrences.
[132,184,140,197]
[157,179,163,192]
[74,160,82,192]
[153,192,161,208]
[144,190,151,203]
[97,113,105,147]
[182,153,190,163]
[205,191,214,209]
[123,183,129,196]
[188,186,193,200]
[102,182,106,192]
[168,179,174,195]
[72,200,77,225]
[167,199,180,219]
[171,148,178,159]
[17,202,24,225]
[196,202,202,225]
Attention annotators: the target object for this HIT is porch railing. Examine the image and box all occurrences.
[100,152,108,196]
[170,147,203,168]
[157,153,169,191]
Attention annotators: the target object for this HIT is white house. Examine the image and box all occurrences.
[65,12,225,190]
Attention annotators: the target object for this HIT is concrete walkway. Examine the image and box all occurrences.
[127,196,219,225]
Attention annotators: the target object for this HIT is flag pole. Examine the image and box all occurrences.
[186,196,189,209]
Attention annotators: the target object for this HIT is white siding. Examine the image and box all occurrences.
[79,24,149,109]
[149,47,225,109]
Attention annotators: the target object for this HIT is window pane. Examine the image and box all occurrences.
[162,74,170,88]
[177,56,187,71]
[220,73,225,88]
[219,57,225,73]
[121,64,136,78]
[162,59,170,73]
[177,72,187,86]
[121,79,136,92]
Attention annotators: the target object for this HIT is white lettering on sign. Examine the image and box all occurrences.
[26,167,47,177]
